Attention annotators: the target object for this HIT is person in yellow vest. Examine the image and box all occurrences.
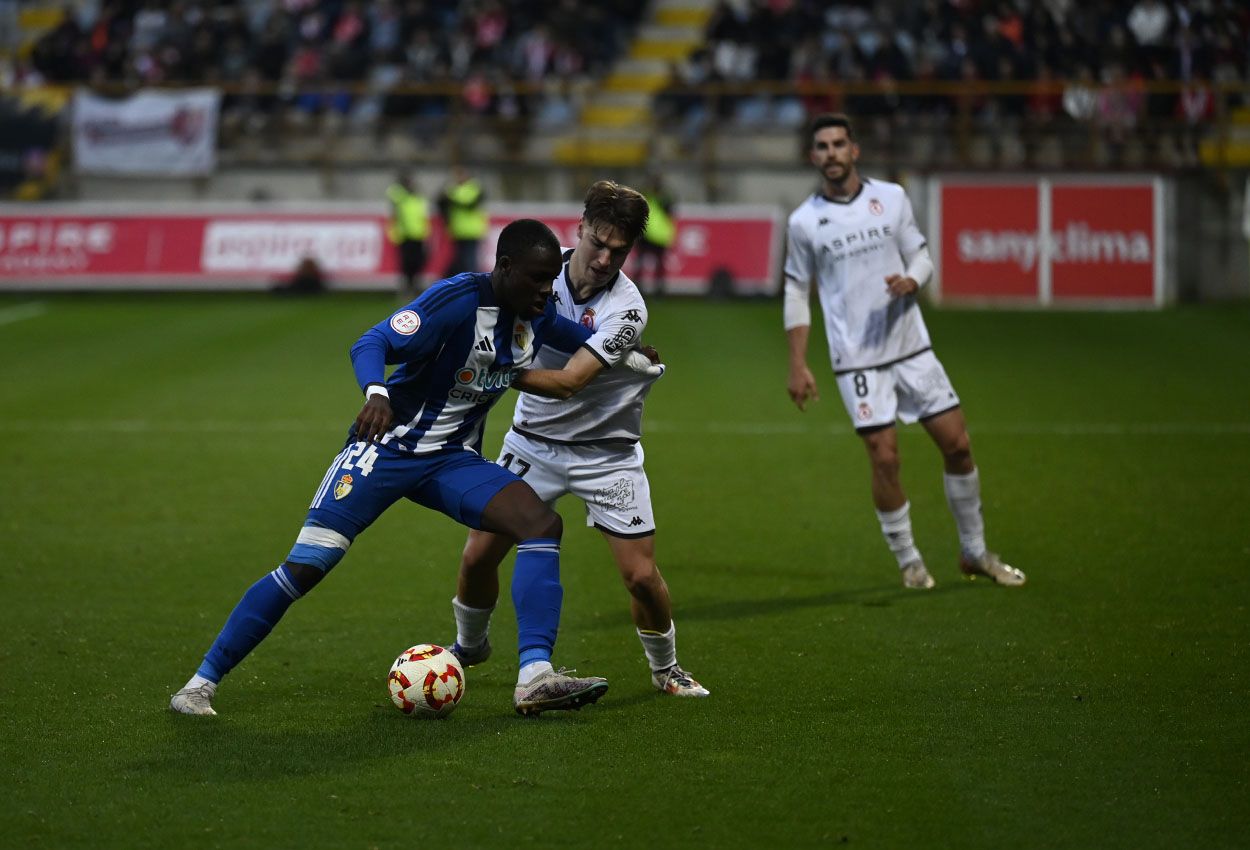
[635,173,676,297]
[387,170,431,297]
[438,166,488,277]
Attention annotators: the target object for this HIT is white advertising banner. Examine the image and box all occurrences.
[72,88,220,177]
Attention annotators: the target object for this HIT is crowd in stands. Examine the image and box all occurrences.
[19,0,643,129]
[11,1,1250,165]
[659,0,1250,164]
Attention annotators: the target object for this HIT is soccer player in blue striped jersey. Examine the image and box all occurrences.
[171,219,659,717]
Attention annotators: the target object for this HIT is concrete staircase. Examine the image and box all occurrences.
[553,0,714,167]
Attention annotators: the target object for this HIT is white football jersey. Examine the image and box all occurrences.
[512,250,657,446]
[785,178,932,373]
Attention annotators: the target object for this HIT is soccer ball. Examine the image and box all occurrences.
[387,644,465,718]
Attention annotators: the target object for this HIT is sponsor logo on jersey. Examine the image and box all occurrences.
[602,323,639,355]
[580,307,596,329]
[857,402,873,422]
[826,225,893,251]
[455,366,514,391]
[868,198,884,216]
[334,473,354,499]
[390,310,421,335]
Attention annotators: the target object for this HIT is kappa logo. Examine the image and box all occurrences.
[390,310,421,335]
[551,291,562,304]
[628,516,645,527]
[868,199,884,216]
[602,323,639,355]
[334,473,354,500]
[580,307,596,329]
[622,309,642,322]
[818,217,830,226]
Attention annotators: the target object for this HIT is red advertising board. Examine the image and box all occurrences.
[0,203,782,294]
[938,183,1039,300]
[1050,185,1155,300]
[933,177,1165,306]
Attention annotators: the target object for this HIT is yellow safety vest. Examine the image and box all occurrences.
[644,193,675,247]
[387,185,430,243]
[445,180,488,240]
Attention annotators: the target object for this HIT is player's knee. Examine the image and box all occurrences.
[871,451,901,479]
[283,561,328,594]
[285,522,351,575]
[622,562,663,599]
[942,432,973,467]
[525,508,562,541]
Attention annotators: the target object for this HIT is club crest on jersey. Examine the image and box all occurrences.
[513,321,529,350]
[580,307,596,329]
[868,199,884,216]
[334,474,354,500]
[390,310,421,335]
[857,402,873,421]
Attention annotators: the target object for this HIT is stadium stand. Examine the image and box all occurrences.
[2,0,1249,170]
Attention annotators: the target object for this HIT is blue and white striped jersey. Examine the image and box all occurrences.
[349,273,590,455]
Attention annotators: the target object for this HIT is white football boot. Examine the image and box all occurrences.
[960,551,1026,586]
[170,682,218,715]
[901,559,936,589]
[652,665,710,697]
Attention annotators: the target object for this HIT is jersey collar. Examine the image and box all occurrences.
[819,176,870,205]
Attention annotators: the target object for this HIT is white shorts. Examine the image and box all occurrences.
[834,350,961,431]
[495,429,655,537]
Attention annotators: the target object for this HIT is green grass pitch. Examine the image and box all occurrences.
[1,293,1247,849]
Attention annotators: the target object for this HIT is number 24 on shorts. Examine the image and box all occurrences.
[341,441,380,476]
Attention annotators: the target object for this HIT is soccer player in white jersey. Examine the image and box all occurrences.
[783,113,1025,590]
[447,180,709,697]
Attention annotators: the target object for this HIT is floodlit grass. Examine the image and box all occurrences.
[1,293,1247,849]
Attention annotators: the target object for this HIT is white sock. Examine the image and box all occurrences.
[452,595,494,649]
[637,622,677,672]
[518,660,553,686]
[943,469,987,559]
[876,501,922,568]
[184,674,215,691]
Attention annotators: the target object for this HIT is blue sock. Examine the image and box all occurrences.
[512,538,562,668]
[197,566,304,683]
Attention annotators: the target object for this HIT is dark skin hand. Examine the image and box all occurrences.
[354,394,393,443]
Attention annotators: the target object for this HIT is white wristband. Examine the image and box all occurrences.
[365,384,389,400]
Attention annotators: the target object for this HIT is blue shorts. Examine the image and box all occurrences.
[304,438,522,542]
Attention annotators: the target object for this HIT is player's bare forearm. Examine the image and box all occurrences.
[354,396,394,443]
[786,326,820,412]
[514,348,604,399]
[512,369,583,399]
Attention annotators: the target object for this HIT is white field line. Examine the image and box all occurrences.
[1,419,1249,437]
[0,302,47,326]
